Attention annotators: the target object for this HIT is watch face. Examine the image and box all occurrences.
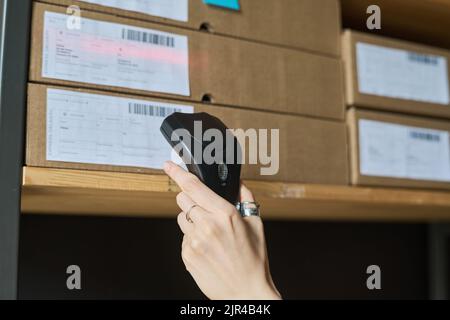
[218,163,229,183]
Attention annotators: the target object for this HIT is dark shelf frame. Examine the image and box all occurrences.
[429,224,450,300]
[0,0,32,300]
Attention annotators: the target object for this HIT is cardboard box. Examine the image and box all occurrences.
[26,83,349,185]
[30,3,345,121]
[40,0,341,57]
[342,0,450,51]
[347,108,450,190]
[342,30,450,119]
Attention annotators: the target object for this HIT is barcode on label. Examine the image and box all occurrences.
[408,52,439,66]
[128,103,181,117]
[410,131,441,142]
[121,29,175,47]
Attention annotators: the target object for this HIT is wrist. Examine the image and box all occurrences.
[252,270,282,300]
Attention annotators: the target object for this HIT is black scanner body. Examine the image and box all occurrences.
[160,112,242,204]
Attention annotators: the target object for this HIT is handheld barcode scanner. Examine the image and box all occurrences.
[160,112,242,205]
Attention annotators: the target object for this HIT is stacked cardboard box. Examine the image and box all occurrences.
[31,3,344,120]
[26,1,349,184]
[41,0,342,56]
[342,30,450,118]
[27,84,348,184]
[343,30,450,189]
[348,109,450,190]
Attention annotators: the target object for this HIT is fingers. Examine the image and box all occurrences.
[240,183,255,202]
[176,192,209,223]
[177,212,194,235]
[240,183,262,225]
[164,161,235,214]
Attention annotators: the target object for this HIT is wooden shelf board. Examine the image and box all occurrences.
[21,167,450,221]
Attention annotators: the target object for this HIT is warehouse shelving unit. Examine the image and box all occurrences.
[1,0,450,300]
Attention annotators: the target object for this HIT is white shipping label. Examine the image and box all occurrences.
[356,42,450,105]
[46,88,194,169]
[81,0,188,22]
[42,11,190,96]
[359,119,450,182]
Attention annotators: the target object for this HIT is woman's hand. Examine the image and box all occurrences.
[164,161,281,300]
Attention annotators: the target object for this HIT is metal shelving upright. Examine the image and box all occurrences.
[0,0,31,300]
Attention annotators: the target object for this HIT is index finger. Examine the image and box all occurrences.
[164,161,234,214]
